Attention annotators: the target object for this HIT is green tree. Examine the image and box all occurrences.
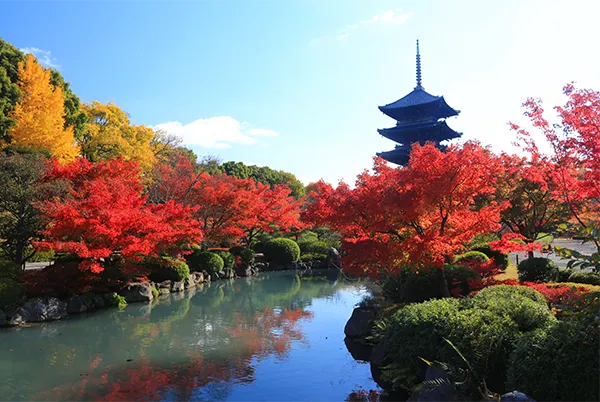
[0,37,25,142]
[0,151,66,267]
[222,161,305,198]
[49,70,87,141]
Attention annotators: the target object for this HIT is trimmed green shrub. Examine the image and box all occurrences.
[214,250,235,269]
[567,270,600,286]
[229,246,255,265]
[0,277,23,308]
[507,321,599,401]
[106,292,127,308]
[187,252,224,275]
[299,252,328,263]
[517,257,559,282]
[471,286,556,332]
[471,244,510,270]
[382,287,556,395]
[298,240,329,255]
[454,251,490,264]
[263,238,300,264]
[557,268,573,282]
[151,286,159,299]
[472,284,548,305]
[148,257,190,282]
[444,264,480,296]
[0,260,21,280]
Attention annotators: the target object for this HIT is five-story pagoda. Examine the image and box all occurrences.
[376,40,461,165]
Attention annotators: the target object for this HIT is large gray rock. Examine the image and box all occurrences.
[120,283,153,303]
[344,336,373,361]
[184,276,196,289]
[407,366,457,401]
[344,307,377,338]
[67,295,87,314]
[9,297,68,324]
[157,280,171,289]
[93,295,106,309]
[370,340,393,392]
[171,280,184,293]
[191,272,204,285]
[0,310,5,327]
[500,391,536,401]
[202,271,211,282]
[327,247,341,268]
[159,287,170,295]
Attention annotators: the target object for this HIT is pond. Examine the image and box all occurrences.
[0,271,380,401]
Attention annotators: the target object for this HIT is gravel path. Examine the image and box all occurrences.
[510,239,597,268]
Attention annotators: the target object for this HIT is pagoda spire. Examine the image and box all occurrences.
[415,39,422,90]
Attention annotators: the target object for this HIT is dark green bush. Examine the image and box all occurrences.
[471,244,510,270]
[517,257,559,282]
[213,250,235,269]
[454,251,490,264]
[229,246,255,265]
[299,252,328,263]
[263,238,300,264]
[382,287,556,395]
[148,257,190,282]
[0,277,24,308]
[567,270,600,286]
[557,268,573,282]
[0,260,21,280]
[444,264,480,296]
[507,321,599,401]
[298,240,329,255]
[381,267,446,304]
[187,252,223,275]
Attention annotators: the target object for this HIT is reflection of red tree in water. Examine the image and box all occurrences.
[32,308,313,401]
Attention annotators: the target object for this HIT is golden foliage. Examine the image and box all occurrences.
[7,54,78,163]
[80,101,156,170]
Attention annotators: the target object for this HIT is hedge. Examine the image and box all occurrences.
[567,270,600,286]
[453,251,490,264]
[263,238,300,265]
[148,257,190,282]
[517,257,559,282]
[0,277,24,308]
[187,252,224,275]
[470,244,510,269]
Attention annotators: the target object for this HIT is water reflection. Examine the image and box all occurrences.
[0,272,377,401]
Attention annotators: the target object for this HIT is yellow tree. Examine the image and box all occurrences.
[7,54,78,163]
[80,101,156,170]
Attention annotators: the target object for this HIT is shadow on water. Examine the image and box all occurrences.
[0,271,379,401]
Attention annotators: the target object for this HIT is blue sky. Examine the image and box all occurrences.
[3,0,600,185]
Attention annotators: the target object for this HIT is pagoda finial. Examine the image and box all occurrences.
[415,39,422,89]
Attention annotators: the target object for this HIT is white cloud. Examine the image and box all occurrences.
[20,47,60,69]
[153,116,279,149]
[314,8,413,42]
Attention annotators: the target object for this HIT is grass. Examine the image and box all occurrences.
[494,263,518,281]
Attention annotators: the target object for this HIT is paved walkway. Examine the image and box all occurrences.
[510,239,597,268]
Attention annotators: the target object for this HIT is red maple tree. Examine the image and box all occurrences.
[38,158,203,274]
[303,142,507,278]
[148,156,303,247]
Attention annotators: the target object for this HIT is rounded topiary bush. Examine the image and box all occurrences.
[0,277,24,308]
[444,264,481,296]
[229,246,255,266]
[381,267,444,304]
[507,321,599,401]
[299,252,328,263]
[517,257,559,282]
[298,240,329,255]
[187,252,224,275]
[471,285,556,332]
[567,270,600,286]
[263,238,300,265]
[213,250,235,269]
[471,244,510,269]
[454,251,490,264]
[148,257,190,282]
[472,284,548,305]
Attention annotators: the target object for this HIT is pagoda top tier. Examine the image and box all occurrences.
[378,40,460,123]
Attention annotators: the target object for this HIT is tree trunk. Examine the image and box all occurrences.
[436,267,451,298]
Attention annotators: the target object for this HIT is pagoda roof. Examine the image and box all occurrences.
[378,88,459,122]
[377,120,462,144]
[376,147,411,166]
